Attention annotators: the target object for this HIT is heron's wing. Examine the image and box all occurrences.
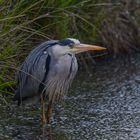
[13,40,58,104]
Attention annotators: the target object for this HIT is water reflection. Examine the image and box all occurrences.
[0,54,140,139]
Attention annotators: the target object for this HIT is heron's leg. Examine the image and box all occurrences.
[41,94,46,124]
[46,100,53,125]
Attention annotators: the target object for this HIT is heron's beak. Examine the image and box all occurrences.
[73,44,106,54]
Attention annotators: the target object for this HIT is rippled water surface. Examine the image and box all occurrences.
[0,54,140,140]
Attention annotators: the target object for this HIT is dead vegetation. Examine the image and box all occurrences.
[100,0,140,54]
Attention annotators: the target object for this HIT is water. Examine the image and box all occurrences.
[0,54,140,140]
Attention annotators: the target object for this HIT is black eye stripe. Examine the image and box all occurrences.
[69,43,74,48]
[58,39,74,46]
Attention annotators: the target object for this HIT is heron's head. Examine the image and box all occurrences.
[50,38,106,57]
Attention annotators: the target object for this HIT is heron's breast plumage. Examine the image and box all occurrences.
[45,54,78,102]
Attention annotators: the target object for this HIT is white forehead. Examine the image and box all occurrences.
[67,38,80,44]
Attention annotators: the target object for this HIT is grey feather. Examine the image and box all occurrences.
[13,39,78,105]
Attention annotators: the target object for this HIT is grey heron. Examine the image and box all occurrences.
[13,38,106,125]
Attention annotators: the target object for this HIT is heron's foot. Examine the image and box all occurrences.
[43,123,51,129]
[42,122,51,139]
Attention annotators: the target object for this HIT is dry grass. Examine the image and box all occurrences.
[100,0,140,54]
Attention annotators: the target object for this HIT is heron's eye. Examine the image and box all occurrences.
[69,43,74,48]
